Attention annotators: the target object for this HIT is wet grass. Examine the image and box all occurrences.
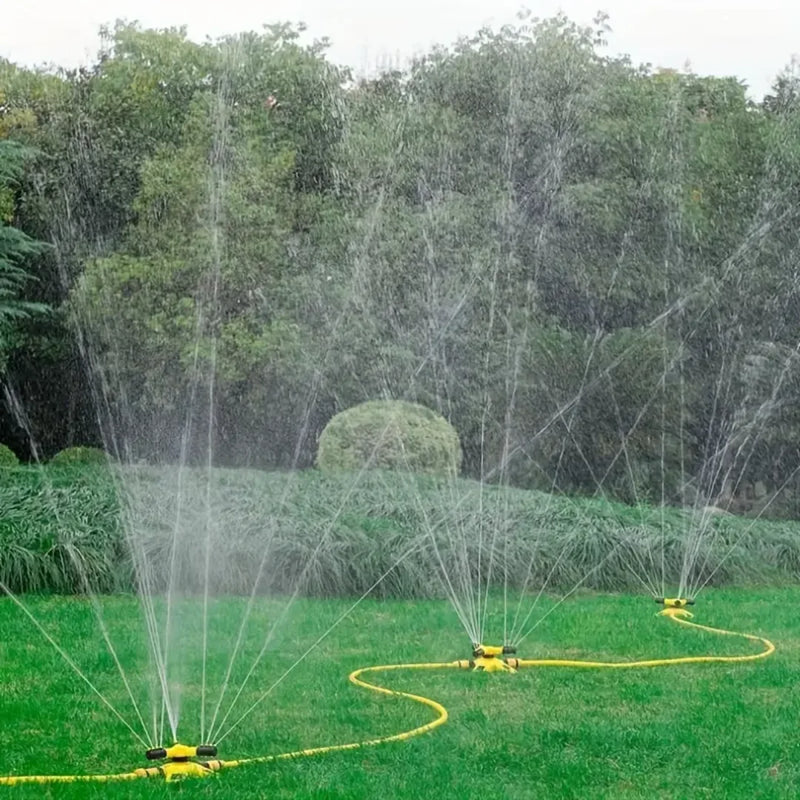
[1,589,799,798]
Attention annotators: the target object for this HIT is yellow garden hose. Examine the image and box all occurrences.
[0,662,456,785]
[0,609,775,785]
[505,608,775,671]
[217,661,455,773]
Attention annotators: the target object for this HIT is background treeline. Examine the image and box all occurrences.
[2,15,800,510]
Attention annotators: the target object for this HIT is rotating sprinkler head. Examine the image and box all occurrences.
[654,597,695,619]
[461,644,517,673]
[140,744,221,782]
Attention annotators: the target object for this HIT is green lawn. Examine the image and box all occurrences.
[0,589,798,798]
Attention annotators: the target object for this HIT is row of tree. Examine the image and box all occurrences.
[2,15,800,508]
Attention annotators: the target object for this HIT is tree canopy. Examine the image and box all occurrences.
[2,17,800,513]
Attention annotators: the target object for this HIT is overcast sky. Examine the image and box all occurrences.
[3,0,799,100]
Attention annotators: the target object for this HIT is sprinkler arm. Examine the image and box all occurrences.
[145,743,217,761]
[472,644,516,658]
[654,597,695,608]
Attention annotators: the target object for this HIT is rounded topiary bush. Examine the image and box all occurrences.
[50,445,109,466]
[0,443,19,467]
[317,400,462,476]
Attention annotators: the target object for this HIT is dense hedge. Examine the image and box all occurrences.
[49,446,109,466]
[317,400,462,476]
[0,444,18,468]
[1,464,799,596]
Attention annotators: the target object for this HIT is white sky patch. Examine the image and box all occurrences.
[2,0,799,99]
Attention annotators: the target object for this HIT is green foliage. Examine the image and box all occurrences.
[317,400,462,476]
[65,23,343,463]
[4,16,800,511]
[504,325,691,503]
[1,465,797,596]
[0,140,48,369]
[49,446,109,466]
[0,442,18,466]
[0,466,121,592]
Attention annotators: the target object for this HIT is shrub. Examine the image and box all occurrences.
[317,400,462,476]
[50,445,109,466]
[0,443,19,467]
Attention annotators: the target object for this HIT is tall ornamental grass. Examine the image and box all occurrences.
[0,464,798,595]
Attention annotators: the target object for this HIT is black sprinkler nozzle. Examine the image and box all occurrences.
[472,644,508,658]
[502,645,516,655]
[145,744,218,761]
